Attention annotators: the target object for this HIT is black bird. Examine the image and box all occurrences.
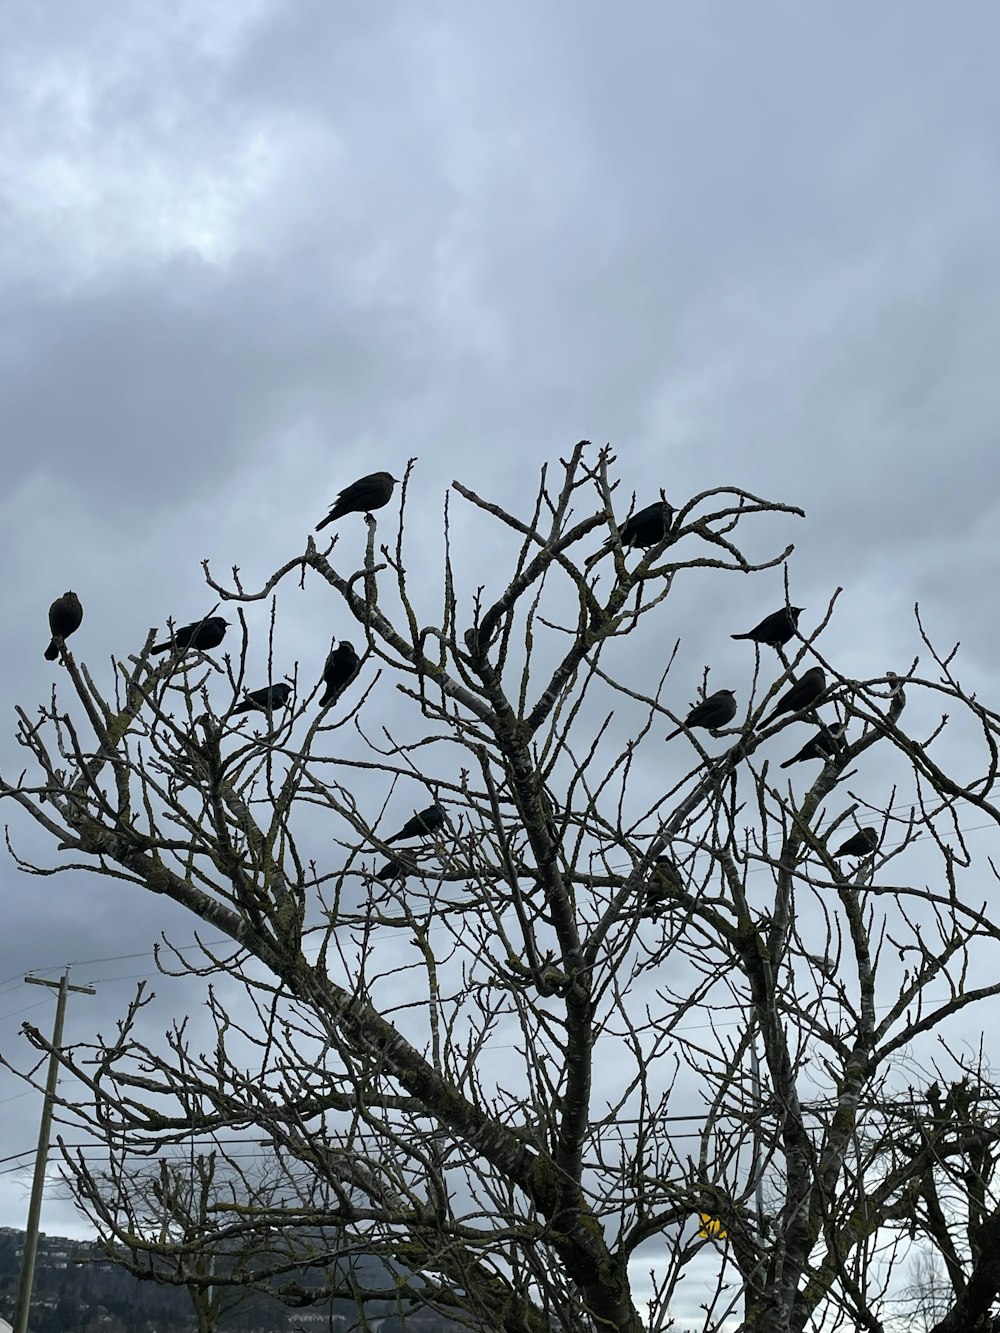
[385,804,446,844]
[316,471,398,531]
[763,666,826,724]
[588,498,674,567]
[831,826,879,858]
[665,689,737,742]
[232,683,292,715]
[44,590,83,661]
[618,500,674,549]
[151,616,230,655]
[642,856,681,918]
[732,606,803,648]
[319,641,361,707]
[779,723,847,769]
[375,856,412,882]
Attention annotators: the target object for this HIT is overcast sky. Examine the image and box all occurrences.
[3,2,1000,1324]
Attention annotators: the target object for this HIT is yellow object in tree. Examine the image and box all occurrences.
[698,1212,728,1240]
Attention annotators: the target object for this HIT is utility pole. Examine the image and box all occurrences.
[13,973,95,1333]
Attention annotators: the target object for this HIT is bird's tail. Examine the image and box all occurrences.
[43,640,58,661]
[730,633,752,640]
[315,510,339,532]
[778,756,796,770]
[150,643,172,655]
[664,726,683,742]
[584,539,615,571]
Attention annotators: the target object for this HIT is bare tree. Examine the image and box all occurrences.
[82,1150,267,1333]
[887,1247,952,1333]
[6,442,1000,1333]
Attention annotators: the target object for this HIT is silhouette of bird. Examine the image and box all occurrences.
[642,855,681,917]
[587,499,674,567]
[44,591,83,661]
[763,667,826,724]
[316,472,397,531]
[375,856,415,882]
[665,689,737,741]
[319,641,361,707]
[779,723,847,769]
[831,827,878,858]
[151,616,230,655]
[618,500,674,549]
[732,606,803,648]
[232,683,292,715]
[385,804,446,844]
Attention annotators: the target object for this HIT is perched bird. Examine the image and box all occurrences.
[779,723,847,769]
[665,689,737,742]
[732,606,803,648]
[831,826,878,858]
[617,500,674,549]
[763,667,826,724]
[151,616,230,655]
[44,591,83,661]
[316,471,398,531]
[375,856,413,883]
[642,855,681,917]
[385,804,446,844]
[319,641,361,707]
[232,683,292,715]
[587,498,674,567]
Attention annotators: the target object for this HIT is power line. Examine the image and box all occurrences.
[0,1000,54,1024]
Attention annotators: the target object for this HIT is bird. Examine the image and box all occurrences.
[587,499,674,567]
[665,689,737,742]
[375,856,412,882]
[617,500,674,549]
[151,616,230,655]
[316,472,398,531]
[232,683,292,715]
[779,723,847,769]
[763,667,826,724]
[642,855,681,917]
[44,591,83,661]
[384,804,446,844]
[731,606,803,648]
[831,827,878,858]
[319,641,361,707]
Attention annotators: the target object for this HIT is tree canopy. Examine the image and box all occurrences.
[6,443,1000,1333]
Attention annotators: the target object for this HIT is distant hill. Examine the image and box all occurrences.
[0,1227,479,1333]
